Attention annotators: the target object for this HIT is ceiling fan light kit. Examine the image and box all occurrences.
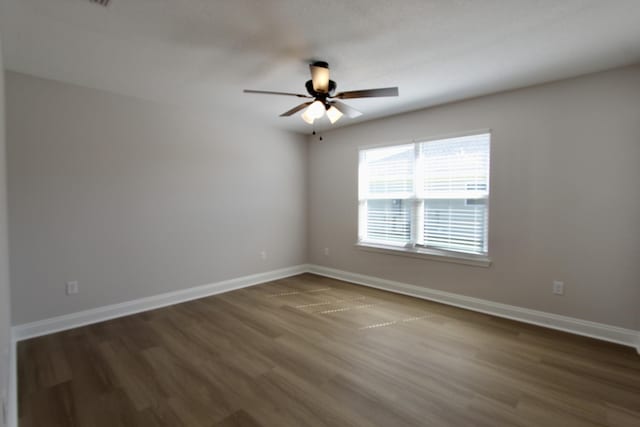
[326,105,343,124]
[244,61,398,126]
[301,109,315,125]
[307,100,326,119]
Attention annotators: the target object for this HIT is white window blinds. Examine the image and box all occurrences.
[359,144,415,246]
[359,133,490,256]
[420,134,490,254]
[366,199,412,244]
[362,144,414,198]
[421,134,490,199]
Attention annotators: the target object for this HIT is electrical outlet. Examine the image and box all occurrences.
[66,281,79,295]
[323,247,330,256]
[260,250,267,261]
[552,280,564,295]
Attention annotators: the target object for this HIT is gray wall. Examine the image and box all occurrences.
[5,65,640,334]
[7,72,308,325]
[0,28,11,427]
[309,65,640,330]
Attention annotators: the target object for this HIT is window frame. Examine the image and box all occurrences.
[356,130,492,268]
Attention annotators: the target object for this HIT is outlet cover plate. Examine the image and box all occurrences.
[552,280,564,295]
[66,281,79,295]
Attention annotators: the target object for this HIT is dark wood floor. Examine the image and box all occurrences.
[18,273,640,426]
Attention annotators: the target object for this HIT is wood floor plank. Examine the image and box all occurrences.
[18,273,640,426]
[213,410,264,427]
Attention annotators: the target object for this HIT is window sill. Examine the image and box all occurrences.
[354,242,492,268]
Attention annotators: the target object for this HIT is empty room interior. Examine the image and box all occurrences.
[0,1,640,426]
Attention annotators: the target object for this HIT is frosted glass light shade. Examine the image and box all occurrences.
[307,100,325,119]
[301,109,315,124]
[326,105,343,124]
[310,65,330,93]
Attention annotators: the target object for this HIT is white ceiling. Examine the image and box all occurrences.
[2,0,640,134]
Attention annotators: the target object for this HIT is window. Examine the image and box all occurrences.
[358,132,490,262]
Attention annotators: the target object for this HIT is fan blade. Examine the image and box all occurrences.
[244,89,311,98]
[331,101,362,118]
[280,102,313,117]
[332,87,398,99]
[310,61,330,93]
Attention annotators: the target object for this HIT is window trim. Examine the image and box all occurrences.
[354,241,492,267]
[357,129,492,266]
[356,128,492,151]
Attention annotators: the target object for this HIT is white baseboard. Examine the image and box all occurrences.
[12,264,309,342]
[308,264,640,353]
[6,263,639,427]
[8,264,308,427]
[12,262,639,350]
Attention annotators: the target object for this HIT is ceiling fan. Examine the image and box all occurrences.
[244,61,399,125]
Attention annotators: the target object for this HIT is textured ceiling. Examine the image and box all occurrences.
[2,0,640,133]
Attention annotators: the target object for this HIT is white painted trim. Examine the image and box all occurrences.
[11,262,638,350]
[6,263,639,426]
[308,264,640,352]
[12,264,309,342]
[356,128,492,150]
[355,242,491,267]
